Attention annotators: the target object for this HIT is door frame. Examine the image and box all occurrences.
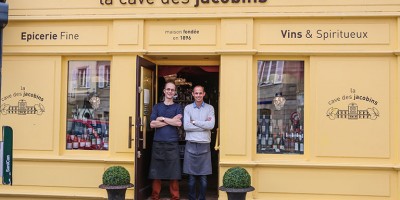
[134,56,221,199]
[134,56,156,200]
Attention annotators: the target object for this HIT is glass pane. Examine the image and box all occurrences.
[257,60,304,154]
[66,61,111,151]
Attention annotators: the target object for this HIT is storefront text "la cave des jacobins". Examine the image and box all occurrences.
[100,0,267,7]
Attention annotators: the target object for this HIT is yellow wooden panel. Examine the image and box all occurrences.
[223,23,247,45]
[220,56,249,156]
[0,186,108,199]
[221,19,253,51]
[313,57,390,158]
[398,56,400,163]
[1,59,57,151]
[398,18,400,51]
[257,168,391,197]
[109,56,137,154]
[13,163,104,187]
[114,21,139,45]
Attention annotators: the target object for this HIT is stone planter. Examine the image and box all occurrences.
[99,183,134,200]
[219,186,255,200]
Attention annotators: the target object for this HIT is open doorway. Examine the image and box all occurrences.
[155,65,220,200]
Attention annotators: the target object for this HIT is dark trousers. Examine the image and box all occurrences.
[187,175,207,200]
[151,179,179,200]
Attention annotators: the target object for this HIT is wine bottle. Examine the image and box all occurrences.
[260,115,267,135]
[260,115,269,150]
[102,128,109,150]
[96,135,102,149]
[279,130,285,151]
[102,138,109,150]
[257,121,262,151]
[284,126,289,152]
[289,125,295,153]
[85,134,92,149]
[294,131,299,153]
[261,133,266,151]
[299,125,304,153]
[91,135,97,149]
[79,135,85,149]
[267,125,273,148]
[272,133,278,150]
[73,134,79,149]
[66,134,73,150]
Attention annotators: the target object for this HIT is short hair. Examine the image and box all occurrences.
[193,85,205,92]
[164,81,176,89]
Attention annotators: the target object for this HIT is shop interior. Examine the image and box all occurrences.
[156,65,220,199]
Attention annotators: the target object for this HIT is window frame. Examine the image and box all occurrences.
[61,57,112,156]
[254,56,309,159]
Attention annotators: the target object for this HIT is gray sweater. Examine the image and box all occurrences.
[183,102,215,143]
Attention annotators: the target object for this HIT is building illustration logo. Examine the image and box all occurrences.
[326,102,379,120]
[1,99,45,115]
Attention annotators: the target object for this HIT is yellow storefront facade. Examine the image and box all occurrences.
[0,0,399,199]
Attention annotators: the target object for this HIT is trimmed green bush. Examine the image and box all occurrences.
[222,167,251,189]
[102,166,131,186]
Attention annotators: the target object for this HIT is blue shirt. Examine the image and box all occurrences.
[150,103,183,142]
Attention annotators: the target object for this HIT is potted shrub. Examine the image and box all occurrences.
[219,166,255,200]
[99,166,134,200]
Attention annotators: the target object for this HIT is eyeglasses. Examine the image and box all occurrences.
[165,88,176,92]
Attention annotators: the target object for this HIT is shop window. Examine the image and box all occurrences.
[257,60,304,154]
[66,61,110,151]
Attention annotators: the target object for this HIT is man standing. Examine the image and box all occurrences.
[183,85,215,200]
[149,81,183,200]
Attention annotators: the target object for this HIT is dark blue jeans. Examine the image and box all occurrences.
[187,174,207,200]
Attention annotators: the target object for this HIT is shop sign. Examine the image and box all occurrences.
[1,86,45,116]
[148,24,216,45]
[100,0,267,7]
[0,126,13,185]
[4,26,108,46]
[260,24,389,45]
[326,88,380,120]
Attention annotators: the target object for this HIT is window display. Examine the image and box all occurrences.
[66,61,111,150]
[257,60,304,154]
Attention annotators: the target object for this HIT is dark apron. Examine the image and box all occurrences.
[148,141,181,180]
[183,141,212,175]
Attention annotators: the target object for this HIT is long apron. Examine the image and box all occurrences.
[148,141,181,180]
[183,141,212,175]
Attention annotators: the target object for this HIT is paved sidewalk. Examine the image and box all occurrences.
[147,177,219,200]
